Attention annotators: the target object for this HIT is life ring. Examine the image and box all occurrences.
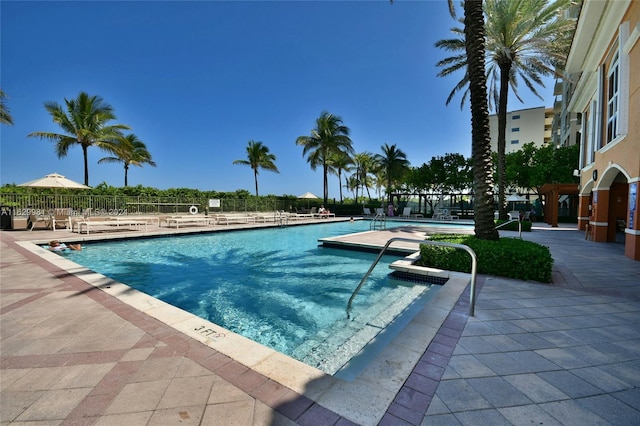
[189,205,198,215]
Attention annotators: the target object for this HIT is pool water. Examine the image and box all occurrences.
[66,221,439,374]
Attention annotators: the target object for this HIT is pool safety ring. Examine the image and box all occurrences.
[189,205,198,215]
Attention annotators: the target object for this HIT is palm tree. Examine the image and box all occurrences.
[0,89,13,125]
[463,0,499,240]
[374,143,410,204]
[328,150,353,203]
[98,134,156,187]
[436,0,574,220]
[296,111,354,204]
[233,140,279,197]
[352,152,376,201]
[28,92,130,186]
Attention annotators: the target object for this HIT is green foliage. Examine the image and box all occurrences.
[502,142,579,192]
[416,234,553,283]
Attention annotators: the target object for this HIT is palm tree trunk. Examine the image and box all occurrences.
[254,169,259,197]
[82,145,89,186]
[338,169,343,203]
[124,164,129,187]
[465,0,499,240]
[322,164,329,204]
[497,62,511,220]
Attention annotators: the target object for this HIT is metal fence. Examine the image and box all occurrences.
[0,194,295,217]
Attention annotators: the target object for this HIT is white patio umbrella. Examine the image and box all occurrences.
[18,172,91,189]
[506,194,526,211]
[18,172,91,213]
[297,192,319,199]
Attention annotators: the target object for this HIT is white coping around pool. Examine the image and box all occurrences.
[18,236,470,426]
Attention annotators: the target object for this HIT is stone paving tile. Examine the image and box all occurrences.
[420,413,462,425]
[465,376,533,408]
[431,379,492,412]
[147,404,206,425]
[576,394,640,424]
[536,371,602,399]
[539,399,608,425]
[15,387,92,422]
[451,408,512,426]
[446,354,495,378]
[502,373,570,403]
[498,405,564,426]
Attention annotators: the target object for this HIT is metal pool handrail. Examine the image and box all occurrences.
[370,213,386,230]
[346,237,478,319]
[495,219,522,238]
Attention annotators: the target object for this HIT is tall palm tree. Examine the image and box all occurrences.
[374,143,410,204]
[98,134,156,187]
[353,152,376,201]
[436,0,574,220]
[233,140,279,197]
[463,0,499,240]
[296,111,354,204]
[328,150,353,204]
[0,89,13,125]
[28,92,130,186]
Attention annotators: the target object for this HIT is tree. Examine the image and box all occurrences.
[463,0,499,240]
[98,134,156,187]
[352,152,376,201]
[0,89,13,125]
[296,111,354,204]
[374,143,410,204]
[28,92,130,186]
[328,150,353,204]
[436,0,574,221]
[233,140,279,197]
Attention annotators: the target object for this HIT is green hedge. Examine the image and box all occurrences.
[416,234,553,283]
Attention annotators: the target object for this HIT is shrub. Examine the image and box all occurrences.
[416,234,553,283]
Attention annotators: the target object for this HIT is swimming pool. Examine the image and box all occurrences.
[65,220,440,374]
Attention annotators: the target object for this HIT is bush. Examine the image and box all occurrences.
[416,234,553,283]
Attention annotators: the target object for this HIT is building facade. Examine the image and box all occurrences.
[489,106,551,154]
[565,0,639,260]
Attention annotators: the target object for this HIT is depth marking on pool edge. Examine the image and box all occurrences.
[194,325,226,339]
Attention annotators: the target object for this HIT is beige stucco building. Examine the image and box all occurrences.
[489,106,553,154]
[565,0,639,260]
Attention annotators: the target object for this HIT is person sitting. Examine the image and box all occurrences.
[48,240,82,252]
[318,205,330,218]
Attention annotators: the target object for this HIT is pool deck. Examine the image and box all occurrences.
[2,218,640,425]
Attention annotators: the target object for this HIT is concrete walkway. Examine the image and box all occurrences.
[1,222,640,425]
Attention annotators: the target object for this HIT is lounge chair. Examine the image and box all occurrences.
[363,207,373,217]
[400,207,411,218]
[28,214,51,231]
[375,208,384,216]
[52,209,71,230]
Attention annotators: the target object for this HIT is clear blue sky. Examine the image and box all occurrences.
[1,0,552,199]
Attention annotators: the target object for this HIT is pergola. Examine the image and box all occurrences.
[539,183,579,227]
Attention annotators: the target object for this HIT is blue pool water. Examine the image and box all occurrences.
[65,220,443,373]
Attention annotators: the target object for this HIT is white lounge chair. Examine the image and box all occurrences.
[363,207,373,217]
[400,207,411,218]
[28,214,51,231]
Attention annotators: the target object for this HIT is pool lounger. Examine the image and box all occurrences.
[216,215,256,225]
[73,219,148,234]
[160,216,211,228]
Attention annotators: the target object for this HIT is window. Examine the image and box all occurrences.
[511,127,520,132]
[606,51,619,143]
[512,115,520,120]
[510,140,519,145]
